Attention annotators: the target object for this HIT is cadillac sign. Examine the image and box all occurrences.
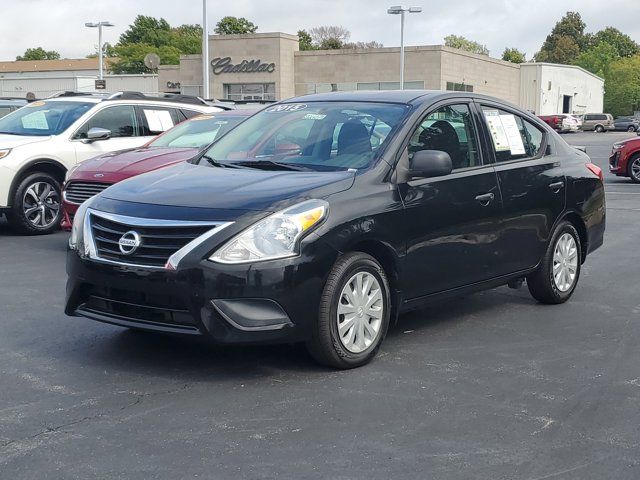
[210,57,276,75]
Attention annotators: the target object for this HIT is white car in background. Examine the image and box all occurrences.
[0,92,226,234]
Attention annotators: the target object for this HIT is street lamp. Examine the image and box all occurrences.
[202,0,210,99]
[387,6,421,90]
[85,21,114,80]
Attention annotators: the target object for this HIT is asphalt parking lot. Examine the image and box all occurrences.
[1,131,639,479]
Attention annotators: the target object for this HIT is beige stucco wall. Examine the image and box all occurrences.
[294,46,442,96]
[439,47,521,104]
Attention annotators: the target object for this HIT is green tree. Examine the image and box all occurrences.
[110,43,181,74]
[444,35,489,55]
[214,16,257,35]
[169,24,203,55]
[320,38,344,50]
[586,27,639,58]
[574,42,619,77]
[118,15,172,47]
[604,55,640,117]
[16,47,60,61]
[535,11,586,63]
[298,30,315,51]
[86,42,117,59]
[502,47,526,63]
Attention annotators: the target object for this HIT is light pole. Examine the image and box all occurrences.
[387,6,421,90]
[85,21,114,80]
[202,0,210,99]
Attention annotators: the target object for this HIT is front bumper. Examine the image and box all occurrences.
[65,239,338,344]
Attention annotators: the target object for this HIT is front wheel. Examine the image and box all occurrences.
[628,155,640,183]
[595,125,605,133]
[7,172,62,235]
[527,222,581,304]
[306,252,391,369]
[627,125,636,132]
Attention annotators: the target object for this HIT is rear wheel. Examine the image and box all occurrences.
[627,125,636,132]
[595,125,605,133]
[628,155,640,183]
[306,252,391,369]
[527,221,581,304]
[7,173,62,235]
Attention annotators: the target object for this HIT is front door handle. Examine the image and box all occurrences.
[475,192,495,206]
[548,181,565,192]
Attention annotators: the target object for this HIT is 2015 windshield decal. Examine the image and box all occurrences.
[265,104,307,113]
[210,57,276,75]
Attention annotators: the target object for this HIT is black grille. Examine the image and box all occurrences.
[90,213,214,267]
[610,151,620,169]
[79,284,197,330]
[65,182,111,204]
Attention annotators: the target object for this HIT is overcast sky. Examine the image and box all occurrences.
[2,0,639,61]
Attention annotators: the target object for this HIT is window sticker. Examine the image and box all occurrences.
[144,109,174,132]
[304,113,326,120]
[484,110,510,152]
[499,114,526,155]
[21,111,49,130]
[265,104,307,113]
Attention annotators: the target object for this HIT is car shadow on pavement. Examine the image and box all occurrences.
[66,288,534,379]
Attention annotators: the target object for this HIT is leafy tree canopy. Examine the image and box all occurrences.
[535,11,586,63]
[604,55,640,117]
[17,47,60,61]
[574,42,619,78]
[298,30,315,51]
[214,17,258,35]
[444,35,489,55]
[502,47,526,63]
[586,27,639,58]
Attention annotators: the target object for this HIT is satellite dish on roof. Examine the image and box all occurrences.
[144,53,161,70]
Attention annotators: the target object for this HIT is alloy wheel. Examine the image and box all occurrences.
[552,233,578,292]
[22,181,60,228]
[336,271,384,353]
[631,158,640,182]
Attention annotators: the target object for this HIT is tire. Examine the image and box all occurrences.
[628,154,640,184]
[306,252,391,369]
[627,125,636,132]
[595,125,604,133]
[6,172,62,235]
[527,221,581,304]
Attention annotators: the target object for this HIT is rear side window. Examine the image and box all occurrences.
[75,105,138,139]
[481,106,545,162]
[139,107,181,136]
[180,109,202,120]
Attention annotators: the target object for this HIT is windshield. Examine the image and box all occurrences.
[0,100,93,136]
[150,114,247,148]
[198,102,410,171]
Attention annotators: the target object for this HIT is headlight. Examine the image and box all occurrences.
[209,199,328,264]
[612,143,624,150]
[0,149,11,160]
[68,200,92,254]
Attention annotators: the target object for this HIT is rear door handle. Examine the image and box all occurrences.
[548,181,565,191]
[475,192,495,206]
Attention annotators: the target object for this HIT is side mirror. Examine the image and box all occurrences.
[409,150,453,179]
[84,127,111,143]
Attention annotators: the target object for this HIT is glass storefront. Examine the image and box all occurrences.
[224,83,276,101]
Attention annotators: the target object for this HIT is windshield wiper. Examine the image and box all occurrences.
[201,155,245,169]
[233,160,312,172]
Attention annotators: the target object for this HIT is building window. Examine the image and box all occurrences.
[224,83,275,101]
[446,82,473,92]
[357,81,424,91]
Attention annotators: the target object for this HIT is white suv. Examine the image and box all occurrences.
[0,92,225,234]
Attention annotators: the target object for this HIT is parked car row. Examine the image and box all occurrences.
[538,112,640,133]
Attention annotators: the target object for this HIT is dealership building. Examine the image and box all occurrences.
[159,32,604,115]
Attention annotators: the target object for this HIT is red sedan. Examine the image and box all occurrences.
[61,109,255,229]
[609,135,640,183]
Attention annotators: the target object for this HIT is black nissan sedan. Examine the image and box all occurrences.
[65,91,605,368]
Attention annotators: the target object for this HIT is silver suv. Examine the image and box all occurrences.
[581,113,615,132]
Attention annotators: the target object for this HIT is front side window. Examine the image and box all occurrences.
[75,105,138,139]
[140,107,179,136]
[481,106,545,162]
[408,103,481,170]
[199,102,409,171]
[0,100,93,136]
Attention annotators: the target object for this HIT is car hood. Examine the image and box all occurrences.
[72,147,197,177]
[0,134,51,148]
[617,137,640,147]
[101,161,356,212]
